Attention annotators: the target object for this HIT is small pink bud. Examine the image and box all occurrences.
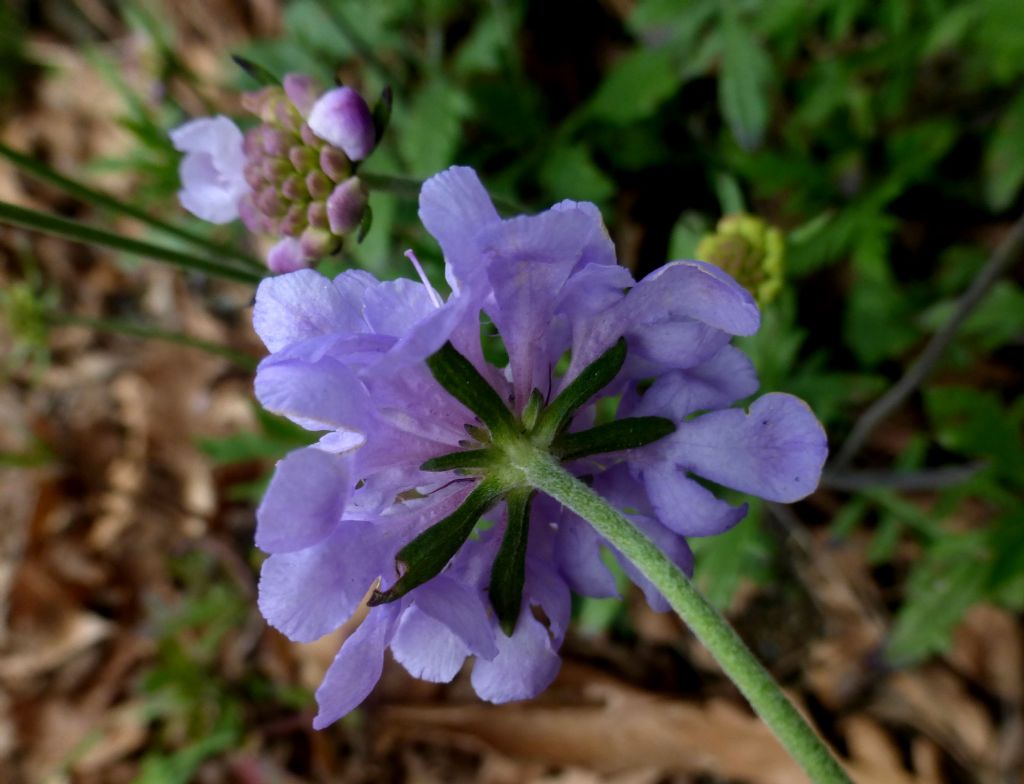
[256,186,284,216]
[243,161,265,190]
[283,73,320,116]
[307,87,375,161]
[266,237,310,274]
[279,204,307,237]
[307,200,329,229]
[299,123,322,149]
[261,128,291,157]
[319,146,349,182]
[299,226,338,260]
[289,145,316,172]
[280,174,306,201]
[326,177,368,235]
[305,170,331,200]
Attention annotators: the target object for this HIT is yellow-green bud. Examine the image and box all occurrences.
[696,214,785,306]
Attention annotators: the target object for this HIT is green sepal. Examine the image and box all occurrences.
[368,475,507,606]
[372,85,393,145]
[489,489,533,636]
[230,55,280,87]
[426,342,518,441]
[356,202,373,243]
[552,416,676,461]
[420,448,500,473]
[521,389,545,432]
[533,337,626,444]
[464,423,491,444]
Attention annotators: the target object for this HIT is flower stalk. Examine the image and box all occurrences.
[517,448,852,784]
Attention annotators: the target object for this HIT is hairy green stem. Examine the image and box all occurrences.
[518,449,852,784]
[0,201,263,284]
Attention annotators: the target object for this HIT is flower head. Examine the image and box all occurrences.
[170,74,378,272]
[252,166,827,726]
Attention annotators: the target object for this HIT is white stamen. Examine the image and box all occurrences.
[405,249,442,308]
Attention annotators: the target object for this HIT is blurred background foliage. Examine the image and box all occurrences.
[2,0,1024,779]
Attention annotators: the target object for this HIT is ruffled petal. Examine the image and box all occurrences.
[419,166,500,288]
[414,575,498,659]
[641,463,748,537]
[470,609,561,703]
[480,205,601,404]
[390,606,470,683]
[253,269,367,351]
[362,278,438,337]
[669,392,828,502]
[634,261,760,334]
[630,345,759,420]
[255,356,371,432]
[256,447,352,553]
[554,513,618,598]
[313,605,399,729]
[258,520,388,642]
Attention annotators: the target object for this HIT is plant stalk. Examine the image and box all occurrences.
[518,449,852,784]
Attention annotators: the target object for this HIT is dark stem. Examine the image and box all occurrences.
[833,211,1024,468]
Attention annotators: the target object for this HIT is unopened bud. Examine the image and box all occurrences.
[267,237,309,274]
[305,170,331,200]
[326,177,368,235]
[261,128,291,157]
[696,214,785,306]
[319,146,350,182]
[279,204,307,237]
[280,174,306,202]
[299,226,338,260]
[289,145,316,172]
[307,200,329,229]
[283,73,320,116]
[307,87,375,162]
[299,123,322,149]
[256,186,284,217]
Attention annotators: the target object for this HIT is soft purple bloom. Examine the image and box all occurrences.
[169,116,249,223]
[307,87,376,162]
[252,165,828,727]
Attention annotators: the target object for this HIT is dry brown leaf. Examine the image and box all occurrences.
[379,668,816,783]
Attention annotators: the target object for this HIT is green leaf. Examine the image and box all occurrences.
[586,46,682,125]
[427,342,518,441]
[230,54,279,86]
[534,338,627,443]
[926,387,1024,485]
[984,90,1024,210]
[692,503,768,609]
[489,489,533,635]
[719,8,773,150]
[552,417,675,461]
[369,475,507,605]
[397,76,471,177]
[886,541,989,665]
[539,144,615,203]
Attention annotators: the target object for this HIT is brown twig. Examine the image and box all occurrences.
[832,212,1024,469]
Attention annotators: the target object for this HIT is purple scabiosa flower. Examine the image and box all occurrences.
[170,74,379,272]
[252,166,827,727]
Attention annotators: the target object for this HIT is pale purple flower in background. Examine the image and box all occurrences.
[251,165,828,727]
[170,75,378,272]
[169,116,249,224]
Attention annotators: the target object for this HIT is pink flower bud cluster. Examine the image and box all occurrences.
[171,74,377,274]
